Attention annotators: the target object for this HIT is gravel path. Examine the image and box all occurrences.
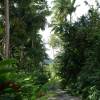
[48,89,81,100]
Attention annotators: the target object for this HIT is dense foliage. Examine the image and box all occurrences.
[0,0,50,99]
[0,0,49,70]
[52,0,100,99]
[1,0,100,99]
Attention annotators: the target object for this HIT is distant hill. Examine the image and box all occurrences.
[44,58,53,65]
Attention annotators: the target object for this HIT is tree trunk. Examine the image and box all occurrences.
[52,47,55,59]
[70,13,72,24]
[4,0,10,58]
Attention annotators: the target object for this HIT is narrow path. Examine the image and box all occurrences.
[48,89,81,100]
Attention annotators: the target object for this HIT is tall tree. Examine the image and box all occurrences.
[52,0,77,23]
[0,0,49,71]
[52,0,100,99]
[4,0,10,58]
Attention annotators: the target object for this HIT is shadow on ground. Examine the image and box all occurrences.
[48,89,81,100]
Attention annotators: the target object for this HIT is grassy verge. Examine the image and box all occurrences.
[38,91,58,100]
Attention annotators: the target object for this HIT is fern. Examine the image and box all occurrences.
[0,59,16,77]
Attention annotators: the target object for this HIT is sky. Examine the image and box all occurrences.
[40,0,98,59]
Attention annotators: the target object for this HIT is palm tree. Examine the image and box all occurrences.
[68,0,76,24]
[4,0,10,58]
[53,0,77,23]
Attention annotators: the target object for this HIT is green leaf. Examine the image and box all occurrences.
[0,59,16,67]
